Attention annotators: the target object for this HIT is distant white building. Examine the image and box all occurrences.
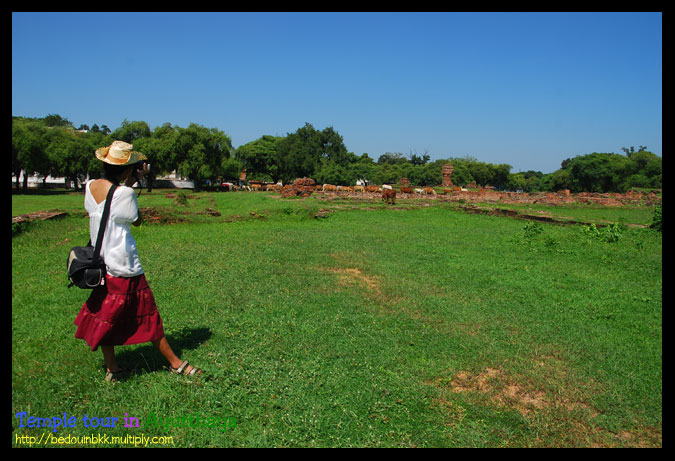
[12,170,194,189]
[12,171,77,188]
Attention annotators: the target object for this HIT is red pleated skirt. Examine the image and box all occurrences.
[74,273,165,351]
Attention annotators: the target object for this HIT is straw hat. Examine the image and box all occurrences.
[95,141,147,166]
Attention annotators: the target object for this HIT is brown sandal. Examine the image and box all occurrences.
[170,360,201,376]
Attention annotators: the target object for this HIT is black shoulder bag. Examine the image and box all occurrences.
[67,183,118,289]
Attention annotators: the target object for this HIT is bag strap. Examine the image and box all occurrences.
[92,183,118,262]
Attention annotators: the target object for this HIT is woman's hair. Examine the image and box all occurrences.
[101,162,139,185]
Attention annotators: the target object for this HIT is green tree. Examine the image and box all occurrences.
[549,169,573,191]
[43,113,72,128]
[315,160,354,185]
[372,163,402,185]
[150,123,181,176]
[622,173,651,190]
[45,128,92,190]
[235,135,282,182]
[110,119,152,143]
[467,162,494,187]
[377,152,408,165]
[12,119,49,190]
[491,164,512,189]
[319,126,351,166]
[178,142,208,188]
[621,145,647,157]
[349,161,377,186]
[87,123,111,135]
[275,123,323,183]
[221,156,243,182]
[174,123,232,190]
[644,156,662,189]
[410,162,441,186]
[568,153,631,192]
[409,152,431,166]
[507,172,527,191]
[644,156,662,177]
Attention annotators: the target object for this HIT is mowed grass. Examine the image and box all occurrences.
[12,191,661,447]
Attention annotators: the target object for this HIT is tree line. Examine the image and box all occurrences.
[12,115,235,192]
[13,115,661,193]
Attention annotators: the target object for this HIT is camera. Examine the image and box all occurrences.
[131,161,149,196]
[133,161,146,173]
[132,161,150,178]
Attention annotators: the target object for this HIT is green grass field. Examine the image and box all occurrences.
[12,190,662,447]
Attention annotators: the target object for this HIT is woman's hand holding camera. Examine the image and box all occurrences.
[137,162,149,178]
[124,162,149,187]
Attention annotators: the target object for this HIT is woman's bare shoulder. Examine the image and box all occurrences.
[89,179,113,205]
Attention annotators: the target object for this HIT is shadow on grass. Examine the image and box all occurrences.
[12,188,82,195]
[113,327,212,374]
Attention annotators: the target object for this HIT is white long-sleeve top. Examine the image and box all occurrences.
[85,180,144,277]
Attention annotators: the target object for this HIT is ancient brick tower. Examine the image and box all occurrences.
[442,164,454,187]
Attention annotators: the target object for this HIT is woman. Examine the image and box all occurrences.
[74,141,201,382]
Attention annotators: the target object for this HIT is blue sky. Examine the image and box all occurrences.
[12,12,661,173]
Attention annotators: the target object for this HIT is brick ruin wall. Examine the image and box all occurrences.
[308,188,661,207]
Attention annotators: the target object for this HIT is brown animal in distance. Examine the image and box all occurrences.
[382,189,396,205]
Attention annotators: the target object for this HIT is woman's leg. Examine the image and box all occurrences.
[101,345,121,373]
[151,336,200,374]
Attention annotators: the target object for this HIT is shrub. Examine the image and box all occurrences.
[582,222,622,243]
[523,221,544,239]
[650,203,662,232]
[174,190,189,206]
[602,223,622,243]
[12,220,32,237]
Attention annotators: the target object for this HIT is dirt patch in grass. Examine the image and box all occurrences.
[320,255,413,318]
[440,367,550,417]
[326,265,451,331]
[427,356,661,447]
[12,209,68,224]
[327,267,383,298]
[436,352,604,420]
[139,207,189,224]
[138,204,225,224]
[612,427,662,448]
[164,194,201,200]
